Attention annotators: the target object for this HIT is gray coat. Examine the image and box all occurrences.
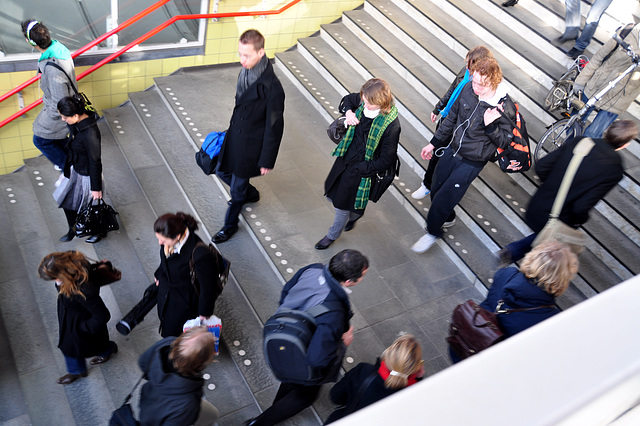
[34,57,77,139]
[575,24,640,115]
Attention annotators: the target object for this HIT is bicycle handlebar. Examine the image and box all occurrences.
[612,33,640,63]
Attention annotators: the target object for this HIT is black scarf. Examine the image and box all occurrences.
[236,54,269,98]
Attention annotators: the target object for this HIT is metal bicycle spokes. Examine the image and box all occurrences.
[534,117,582,163]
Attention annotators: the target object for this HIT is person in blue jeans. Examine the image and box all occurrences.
[21,19,76,169]
[498,120,637,264]
[557,0,614,59]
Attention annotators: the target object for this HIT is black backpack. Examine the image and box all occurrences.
[495,95,531,173]
[189,241,230,298]
[263,301,344,385]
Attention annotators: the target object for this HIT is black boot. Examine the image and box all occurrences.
[502,0,518,6]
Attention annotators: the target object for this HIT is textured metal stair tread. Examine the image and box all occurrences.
[0,167,76,426]
[102,96,287,421]
[342,9,453,103]
[283,28,632,298]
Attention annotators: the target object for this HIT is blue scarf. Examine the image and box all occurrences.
[38,40,72,62]
[440,69,470,118]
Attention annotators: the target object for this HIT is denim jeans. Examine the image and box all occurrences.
[578,93,618,139]
[63,341,117,374]
[564,0,614,50]
[216,171,259,230]
[33,135,67,168]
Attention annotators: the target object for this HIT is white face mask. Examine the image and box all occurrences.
[363,106,380,119]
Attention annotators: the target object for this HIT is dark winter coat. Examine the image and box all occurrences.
[64,112,102,191]
[324,93,400,212]
[430,82,513,163]
[480,267,558,338]
[138,337,204,426]
[525,136,624,233]
[325,359,396,424]
[56,273,111,358]
[217,60,285,178]
[279,264,352,382]
[154,232,220,337]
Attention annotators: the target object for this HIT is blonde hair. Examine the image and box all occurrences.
[169,326,216,377]
[520,241,578,297]
[473,57,503,90]
[381,335,422,390]
[38,251,90,298]
[466,46,494,73]
[360,78,394,115]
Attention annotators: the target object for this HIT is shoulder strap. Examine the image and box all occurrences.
[344,369,378,416]
[548,138,595,219]
[189,241,210,295]
[44,61,78,95]
[122,373,145,406]
[495,299,555,314]
[305,300,345,318]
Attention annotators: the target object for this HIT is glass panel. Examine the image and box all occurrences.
[0,0,206,57]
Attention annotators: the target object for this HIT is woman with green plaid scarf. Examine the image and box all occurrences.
[316,78,400,250]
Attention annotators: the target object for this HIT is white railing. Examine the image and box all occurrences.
[335,274,640,426]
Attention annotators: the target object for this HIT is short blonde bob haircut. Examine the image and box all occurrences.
[360,78,394,115]
[520,240,578,297]
[380,334,423,390]
[473,57,503,91]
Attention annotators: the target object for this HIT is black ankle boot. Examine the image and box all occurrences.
[60,229,75,242]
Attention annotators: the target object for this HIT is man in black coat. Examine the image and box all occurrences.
[500,119,637,263]
[212,29,285,243]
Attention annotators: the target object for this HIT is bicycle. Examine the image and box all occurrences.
[543,55,589,113]
[534,34,640,163]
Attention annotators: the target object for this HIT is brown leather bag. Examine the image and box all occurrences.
[446,300,504,359]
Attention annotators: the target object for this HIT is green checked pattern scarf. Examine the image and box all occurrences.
[331,103,398,209]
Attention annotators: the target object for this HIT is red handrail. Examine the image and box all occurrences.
[0,0,302,129]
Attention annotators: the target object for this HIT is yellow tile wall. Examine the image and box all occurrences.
[0,0,362,175]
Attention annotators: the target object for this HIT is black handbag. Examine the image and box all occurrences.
[75,198,119,237]
[367,156,400,203]
[109,374,144,426]
[327,115,347,144]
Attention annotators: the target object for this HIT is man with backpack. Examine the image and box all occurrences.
[249,249,369,426]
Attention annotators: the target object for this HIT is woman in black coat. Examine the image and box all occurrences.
[154,212,221,338]
[316,78,401,250]
[38,251,117,385]
[55,95,105,244]
[325,334,424,424]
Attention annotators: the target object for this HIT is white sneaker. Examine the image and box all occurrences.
[411,183,431,200]
[443,218,456,228]
[411,233,438,254]
[54,164,62,171]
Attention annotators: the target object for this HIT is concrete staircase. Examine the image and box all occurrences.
[1,0,639,424]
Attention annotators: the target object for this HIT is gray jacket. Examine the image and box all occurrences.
[575,24,640,115]
[34,57,77,139]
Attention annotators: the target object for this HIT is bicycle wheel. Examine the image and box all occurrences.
[544,81,572,112]
[534,118,580,163]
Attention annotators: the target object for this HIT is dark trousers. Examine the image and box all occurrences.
[505,233,538,263]
[422,155,440,189]
[253,382,322,426]
[33,135,67,169]
[216,171,259,230]
[427,149,483,238]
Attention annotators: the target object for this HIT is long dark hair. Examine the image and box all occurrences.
[153,212,199,239]
[38,251,90,298]
[58,95,90,117]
